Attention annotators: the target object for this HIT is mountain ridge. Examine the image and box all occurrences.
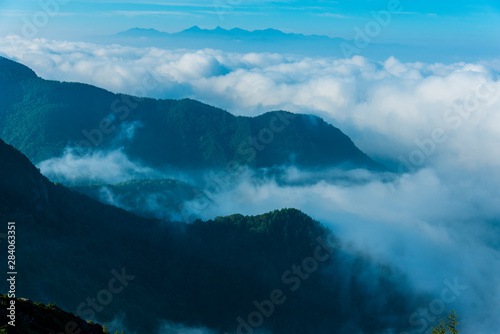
[0,137,423,333]
[0,56,385,172]
[0,295,110,334]
[99,25,487,63]
[0,56,38,80]
[117,26,336,40]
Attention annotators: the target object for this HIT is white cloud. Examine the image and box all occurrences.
[1,36,499,172]
[187,167,500,334]
[37,148,164,185]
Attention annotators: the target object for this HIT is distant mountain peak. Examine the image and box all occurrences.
[115,27,168,38]
[185,25,202,32]
[114,26,329,39]
[261,28,282,33]
[229,27,247,32]
[129,27,160,32]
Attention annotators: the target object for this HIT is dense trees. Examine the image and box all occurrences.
[0,295,109,334]
[0,138,421,333]
[0,56,383,171]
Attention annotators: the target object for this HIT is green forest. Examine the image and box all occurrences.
[0,138,422,333]
[0,56,383,172]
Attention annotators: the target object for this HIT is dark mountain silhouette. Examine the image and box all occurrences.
[0,295,110,334]
[0,138,424,333]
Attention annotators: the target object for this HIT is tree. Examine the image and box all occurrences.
[432,310,459,334]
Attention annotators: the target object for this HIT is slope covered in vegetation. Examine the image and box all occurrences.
[0,295,109,334]
[0,138,422,333]
[0,56,383,172]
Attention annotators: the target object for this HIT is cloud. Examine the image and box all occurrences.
[103,314,213,334]
[37,148,164,185]
[158,321,215,334]
[102,313,135,334]
[1,36,499,171]
[114,121,144,143]
[185,167,500,334]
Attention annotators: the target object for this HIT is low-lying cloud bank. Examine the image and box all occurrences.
[41,150,500,333]
[1,35,499,169]
[186,167,500,334]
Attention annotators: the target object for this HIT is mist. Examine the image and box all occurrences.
[37,147,165,185]
[182,166,500,334]
[158,321,215,334]
[42,149,500,332]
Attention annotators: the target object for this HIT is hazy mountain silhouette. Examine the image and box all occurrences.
[102,26,494,62]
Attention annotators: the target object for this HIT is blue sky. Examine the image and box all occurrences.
[0,0,499,48]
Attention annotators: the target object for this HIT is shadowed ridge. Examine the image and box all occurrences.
[0,295,109,334]
[0,56,38,81]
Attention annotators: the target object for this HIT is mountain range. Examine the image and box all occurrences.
[106,26,407,60]
[117,26,337,41]
[0,56,391,221]
[0,137,423,333]
[89,26,496,63]
[0,56,384,172]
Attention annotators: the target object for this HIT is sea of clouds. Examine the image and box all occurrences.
[1,35,500,333]
[1,35,499,169]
